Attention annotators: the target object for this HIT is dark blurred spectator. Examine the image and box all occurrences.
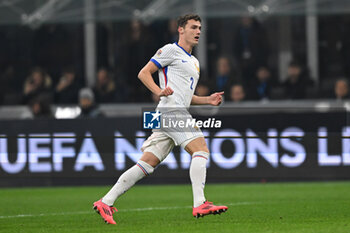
[32,25,83,79]
[22,67,52,104]
[0,66,20,105]
[54,68,80,104]
[163,19,179,43]
[195,82,210,96]
[283,61,313,99]
[121,19,154,102]
[334,78,349,100]
[93,68,116,103]
[113,70,131,103]
[230,84,246,102]
[249,66,272,100]
[214,56,239,99]
[29,95,53,119]
[77,88,104,118]
[234,17,269,83]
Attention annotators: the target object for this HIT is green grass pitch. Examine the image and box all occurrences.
[1,182,349,233]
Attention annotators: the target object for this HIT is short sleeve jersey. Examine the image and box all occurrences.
[150,42,200,108]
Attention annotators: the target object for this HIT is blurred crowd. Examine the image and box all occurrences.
[0,16,349,118]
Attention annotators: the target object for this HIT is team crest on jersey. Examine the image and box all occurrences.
[194,63,200,73]
[156,49,162,56]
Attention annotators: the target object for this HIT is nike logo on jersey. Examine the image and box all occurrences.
[181,60,188,63]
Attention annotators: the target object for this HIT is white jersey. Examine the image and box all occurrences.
[150,42,200,109]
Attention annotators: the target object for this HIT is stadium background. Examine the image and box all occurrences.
[0,0,349,185]
[0,1,350,232]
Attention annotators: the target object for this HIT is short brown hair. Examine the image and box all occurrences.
[177,14,201,28]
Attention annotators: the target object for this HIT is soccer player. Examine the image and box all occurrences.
[93,14,228,225]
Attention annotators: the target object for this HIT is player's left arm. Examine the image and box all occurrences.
[191,92,224,106]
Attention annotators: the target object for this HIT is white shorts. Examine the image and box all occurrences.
[158,109,204,145]
[141,130,204,162]
[141,109,204,161]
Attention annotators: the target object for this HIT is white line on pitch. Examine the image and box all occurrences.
[0,202,254,219]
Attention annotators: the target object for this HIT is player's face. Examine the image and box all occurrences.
[180,19,201,46]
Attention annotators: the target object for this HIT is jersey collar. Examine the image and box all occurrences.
[174,42,192,57]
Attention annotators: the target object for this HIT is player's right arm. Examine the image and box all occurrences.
[138,62,173,97]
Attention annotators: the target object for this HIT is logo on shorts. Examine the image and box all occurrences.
[143,110,162,129]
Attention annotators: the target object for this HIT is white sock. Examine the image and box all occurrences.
[102,160,154,206]
[190,151,209,208]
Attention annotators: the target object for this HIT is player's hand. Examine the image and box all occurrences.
[208,91,224,106]
[158,86,174,97]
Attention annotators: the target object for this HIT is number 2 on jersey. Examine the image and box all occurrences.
[190,77,194,90]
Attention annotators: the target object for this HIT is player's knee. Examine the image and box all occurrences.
[201,147,210,154]
[184,137,209,155]
[140,151,161,167]
[137,160,155,175]
[192,151,209,160]
[188,146,209,155]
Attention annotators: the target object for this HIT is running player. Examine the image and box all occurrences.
[93,14,228,225]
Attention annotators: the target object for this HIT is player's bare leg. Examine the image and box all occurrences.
[139,152,161,167]
[185,137,228,218]
[93,152,160,224]
[185,137,209,155]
